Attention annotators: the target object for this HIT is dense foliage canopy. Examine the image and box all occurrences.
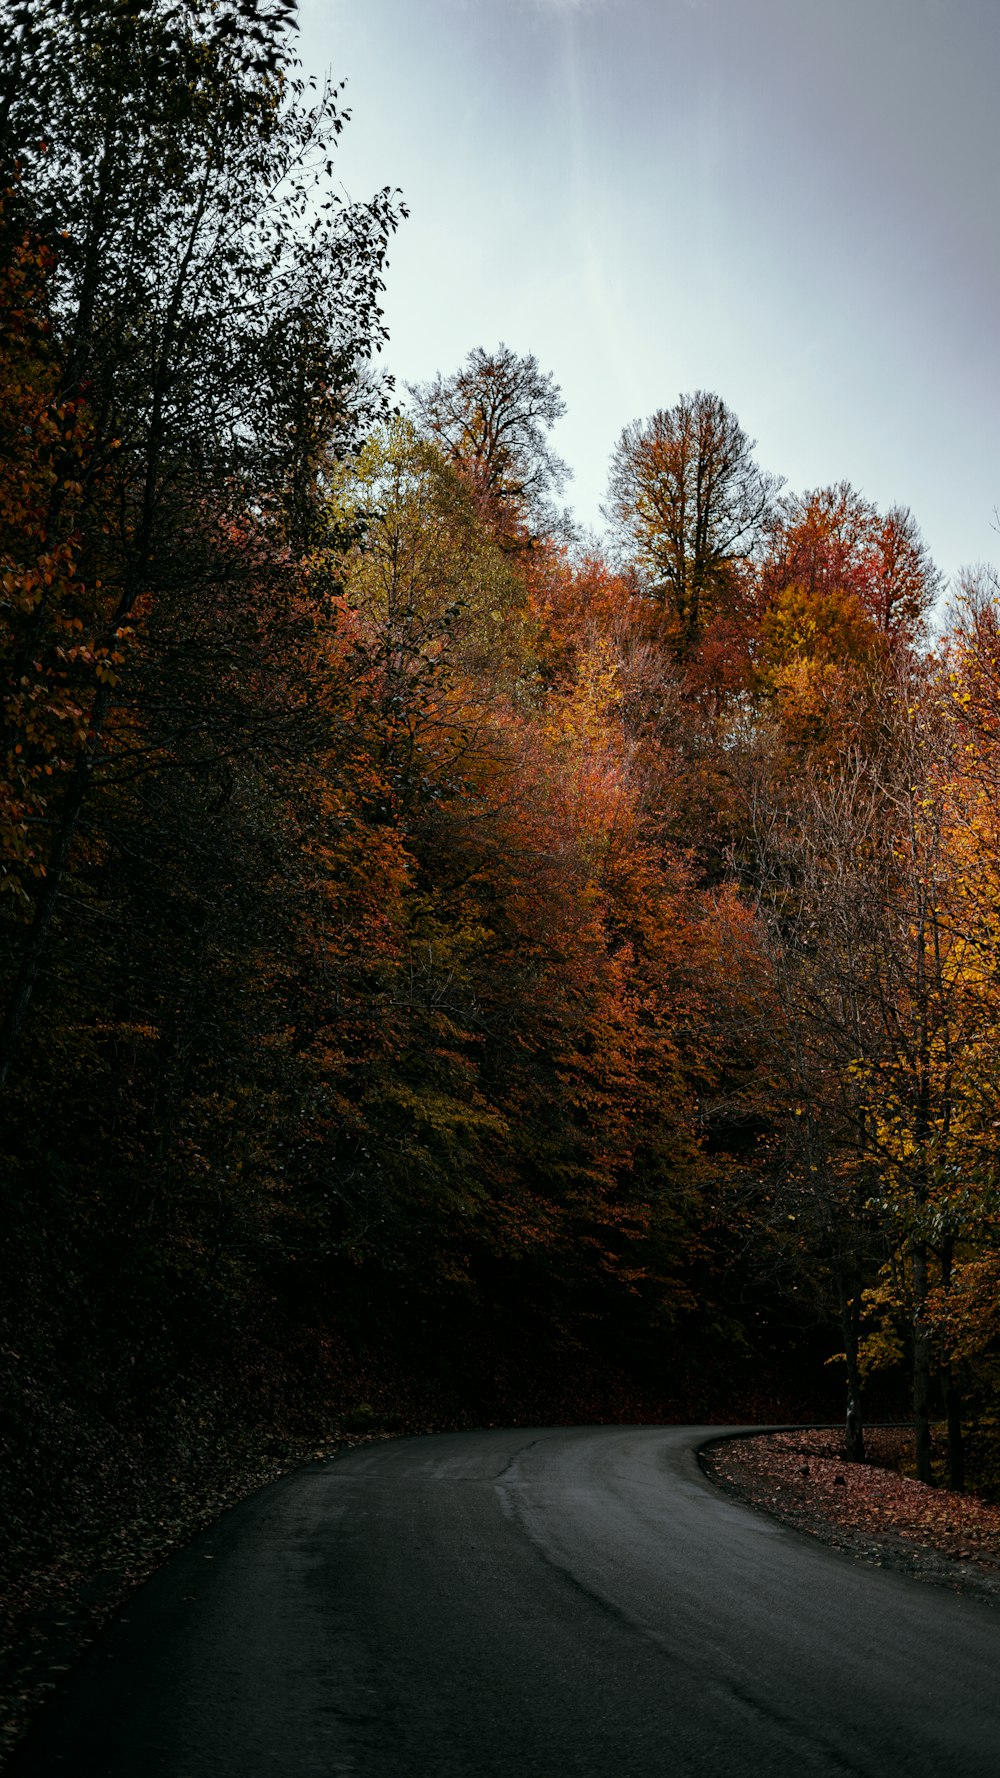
[3,2,1000,1595]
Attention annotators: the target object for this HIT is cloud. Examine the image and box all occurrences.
[522,0,611,12]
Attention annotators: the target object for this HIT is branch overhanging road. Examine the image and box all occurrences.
[11,1425,1000,1777]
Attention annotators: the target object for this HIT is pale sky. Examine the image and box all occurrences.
[302,0,998,586]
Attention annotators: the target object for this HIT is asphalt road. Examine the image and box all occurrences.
[10,1425,1000,1777]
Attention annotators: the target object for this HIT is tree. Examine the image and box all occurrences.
[607,391,780,657]
[760,482,940,652]
[730,739,896,1461]
[409,343,570,546]
[735,644,992,1485]
[0,191,98,910]
[755,583,888,762]
[328,418,530,710]
[0,0,402,1091]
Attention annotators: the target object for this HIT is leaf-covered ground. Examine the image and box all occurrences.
[701,1427,1000,1605]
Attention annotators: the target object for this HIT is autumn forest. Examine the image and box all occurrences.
[3,0,1000,1625]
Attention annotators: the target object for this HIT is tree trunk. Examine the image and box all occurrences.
[940,1360,964,1491]
[845,1390,864,1464]
[841,1286,865,1462]
[939,1239,963,1490]
[911,1238,934,1484]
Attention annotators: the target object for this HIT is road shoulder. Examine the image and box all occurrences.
[700,1428,1000,1607]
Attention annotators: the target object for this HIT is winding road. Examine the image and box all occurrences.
[11,1425,1000,1776]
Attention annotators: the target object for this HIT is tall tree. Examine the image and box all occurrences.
[409,343,570,547]
[607,390,780,657]
[0,0,402,1090]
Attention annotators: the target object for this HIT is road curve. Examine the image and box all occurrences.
[10,1425,1000,1777]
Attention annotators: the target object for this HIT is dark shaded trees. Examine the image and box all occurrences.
[0,0,402,1089]
[6,15,999,1552]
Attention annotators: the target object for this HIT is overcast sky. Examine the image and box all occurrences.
[301,0,998,586]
